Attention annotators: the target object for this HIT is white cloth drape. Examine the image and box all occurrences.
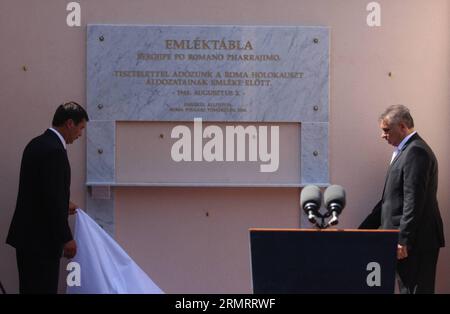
[66,209,164,294]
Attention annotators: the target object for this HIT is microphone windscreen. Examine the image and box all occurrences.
[324,185,346,208]
[300,185,322,208]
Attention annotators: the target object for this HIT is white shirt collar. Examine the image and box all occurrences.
[396,131,417,151]
[49,128,67,150]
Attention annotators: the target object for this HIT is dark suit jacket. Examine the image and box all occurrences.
[360,133,445,252]
[6,129,72,257]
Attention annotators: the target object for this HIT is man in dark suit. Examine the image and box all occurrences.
[6,102,89,294]
[359,105,445,294]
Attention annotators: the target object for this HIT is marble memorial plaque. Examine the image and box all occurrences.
[86,24,330,235]
[87,25,329,122]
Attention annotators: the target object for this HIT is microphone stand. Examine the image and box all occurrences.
[313,211,333,229]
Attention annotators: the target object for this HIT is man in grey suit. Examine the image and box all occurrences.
[359,105,445,294]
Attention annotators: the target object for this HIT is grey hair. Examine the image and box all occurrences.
[379,104,414,128]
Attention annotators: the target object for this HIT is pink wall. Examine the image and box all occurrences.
[116,187,300,293]
[0,0,448,293]
[116,122,300,184]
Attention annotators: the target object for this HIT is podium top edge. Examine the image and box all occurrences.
[249,228,399,233]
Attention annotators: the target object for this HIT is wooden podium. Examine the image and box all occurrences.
[249,229,399,294]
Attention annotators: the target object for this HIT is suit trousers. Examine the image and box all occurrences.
[16,250,60,294]
[397,248,440,294]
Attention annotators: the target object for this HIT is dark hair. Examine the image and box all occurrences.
[52,101,89,126]
[379,104,414,128]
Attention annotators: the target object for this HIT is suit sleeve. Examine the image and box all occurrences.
[358,200,382,229]
[399,146,430,247]
[42,149,73,245]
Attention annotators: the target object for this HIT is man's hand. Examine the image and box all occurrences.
[63,240,77,259]
[69,201,78,215]
[397,244,408,260]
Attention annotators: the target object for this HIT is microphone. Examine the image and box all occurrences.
[300,185,322,224]
[324,185,346,226]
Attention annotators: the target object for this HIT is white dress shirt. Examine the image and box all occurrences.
[390,131,417,164]
[49,127,67,150]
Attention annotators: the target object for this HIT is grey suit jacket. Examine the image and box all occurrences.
[360,133,445,252]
